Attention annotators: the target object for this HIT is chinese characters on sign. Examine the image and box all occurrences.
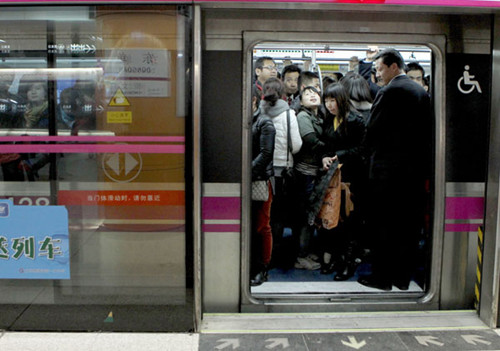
[0,200,70,279]
[58,190,184,206]
[104,48,171,98]
[0,236,62,260]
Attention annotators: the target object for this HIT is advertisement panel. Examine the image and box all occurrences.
[0,200,70,279]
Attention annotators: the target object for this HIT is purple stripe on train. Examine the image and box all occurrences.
[202,224,241,232]
[445,223,482,232]
[446,197,484,220]
[201,197,241,233]
[202,197,241,220]
[201,196,485,233]
[202,196,241,233]
[445,197,484,232]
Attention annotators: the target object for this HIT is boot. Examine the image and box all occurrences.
[250,266,269,286]
[334,257,361,281]
[320,252,340,274]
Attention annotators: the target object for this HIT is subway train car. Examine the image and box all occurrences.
[0,0,500,334]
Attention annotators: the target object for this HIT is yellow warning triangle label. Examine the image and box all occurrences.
[109,88,130,106]
[104,311,114,323]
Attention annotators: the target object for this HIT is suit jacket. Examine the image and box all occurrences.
[364,74,432,182]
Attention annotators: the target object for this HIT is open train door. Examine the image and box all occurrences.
[240,30,446,312]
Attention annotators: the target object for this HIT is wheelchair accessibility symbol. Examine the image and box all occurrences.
[458,65,482,94]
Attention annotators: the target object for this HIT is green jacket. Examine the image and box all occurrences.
[294,106,325,168]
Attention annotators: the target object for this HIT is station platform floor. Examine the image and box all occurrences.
[2,310,500,350]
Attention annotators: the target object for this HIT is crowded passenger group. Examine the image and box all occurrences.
[250,48,432,292]
[0,78,97,182]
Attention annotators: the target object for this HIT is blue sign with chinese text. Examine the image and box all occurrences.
[0,200,70,279]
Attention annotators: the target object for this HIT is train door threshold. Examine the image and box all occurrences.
[200,311,500,351]
[201,310,486,334]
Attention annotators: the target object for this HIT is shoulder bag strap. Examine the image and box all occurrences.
[286,109,293,167]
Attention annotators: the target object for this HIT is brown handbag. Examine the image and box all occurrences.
[317,165,342,229]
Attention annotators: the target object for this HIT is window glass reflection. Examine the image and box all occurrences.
[0,6,192,332]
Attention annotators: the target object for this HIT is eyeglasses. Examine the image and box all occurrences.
[261,65,277,71]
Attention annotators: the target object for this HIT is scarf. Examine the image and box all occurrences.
[25,101,48,128]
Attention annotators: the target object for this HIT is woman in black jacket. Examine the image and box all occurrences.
[320,83,367,281]
[250,84,276,286]
[340,72,373,122]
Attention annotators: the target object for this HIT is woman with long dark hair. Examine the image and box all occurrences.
[260,78,302,268]
[250,84,276,286]
[339,72,373,121]
[320,83,367,281]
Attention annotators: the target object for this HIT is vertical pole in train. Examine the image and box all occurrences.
[475,225,484,310]
[47,20,58,206]
[310,50,323,93]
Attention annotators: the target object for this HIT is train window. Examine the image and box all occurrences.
[250,42,434,298]
[0,6,193,332]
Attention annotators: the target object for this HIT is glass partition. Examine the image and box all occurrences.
[0,5,193,332]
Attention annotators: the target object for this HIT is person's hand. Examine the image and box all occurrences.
[322,156,337,170]
[366,46,379,62]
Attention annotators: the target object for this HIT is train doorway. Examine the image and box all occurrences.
[242,32,445,311]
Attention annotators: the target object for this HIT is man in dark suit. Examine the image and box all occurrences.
[358,48,432,291]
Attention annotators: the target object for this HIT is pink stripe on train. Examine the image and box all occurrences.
[202,196,241,233]
[200,196,485,233]
[0,144,184,154]
[202,224,241,233]
[445,197,484,220]
[445,197,484,233]
[202,197,241,220]
[445,223,482,232]
[0,136,185,142]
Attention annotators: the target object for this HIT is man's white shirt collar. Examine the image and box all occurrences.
[388,72,406,85]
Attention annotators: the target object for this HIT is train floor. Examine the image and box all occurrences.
[252,262,424,294]
[252,227,429,295]
[2,311,500,350]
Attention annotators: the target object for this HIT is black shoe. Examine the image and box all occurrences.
[333,258,361,281]
[357,275,392,291]
[334,266,352,281]
[320,261,337,275]
[250,271,268,286]
[393,280,410,291]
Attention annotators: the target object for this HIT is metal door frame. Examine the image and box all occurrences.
[241,31,446,310]
[480,14,500,328]
[193,4,203,331]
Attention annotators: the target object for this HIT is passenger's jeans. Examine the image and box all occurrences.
[251,181,273,273]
